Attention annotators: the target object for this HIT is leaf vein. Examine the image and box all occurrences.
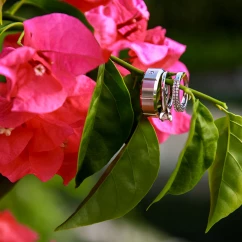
[230,132,242,144]
[230,120,242,128]
[222,178,239,205]
[227,151,242,173]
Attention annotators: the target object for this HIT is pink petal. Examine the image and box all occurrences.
[167,61,190,77]
[43,75,95,126]
[0,97,34,128]
[0,211,38,242]
[145,26,166,44]
[1,148,64,182]
[0,149,30,182]
[129,42,168,65]
[57,127,83,185]
[24,13,106,75]
[149,110,191,135]
[0,47,67,114]
[26,117,73,152]
[11,71,66,114]
[29,148,64,182]
[85,10,117,47]
[57,153,77,185]
[0,46,36,66]
[0,127,32,165]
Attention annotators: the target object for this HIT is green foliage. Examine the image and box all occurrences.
[149,99,219,207]
[56,117,160,230]
[75,61,134,187]
[124,74,143,122]
[207,113,242,232]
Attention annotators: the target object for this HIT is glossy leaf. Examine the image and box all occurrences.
[206,113,242,232]
[149,99,218,207]
[75,60,134,187]
[21,0,92,30]
[124,74,142,122]
[56,117,160,230]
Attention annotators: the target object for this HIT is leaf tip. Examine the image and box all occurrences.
[146,203,153,211]
[205,223,212,233]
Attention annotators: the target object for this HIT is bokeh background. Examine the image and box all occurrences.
[1,0,242,241]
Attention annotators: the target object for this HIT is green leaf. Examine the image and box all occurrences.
[75,60,134,187]
[0,174,17,200]
[206,113,242,232]
[56,117,160,230]
[124,74,142,121]
[149,99,219,207]
[0,21,23,36]
[21,0,92,30]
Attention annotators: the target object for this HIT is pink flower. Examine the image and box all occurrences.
[63,0,111,12]
[0,13,105,114]
[0,75,95,184]
[85,0,149,54]
[0,210,38,242]
[0,14,105,183]
[129,26,187,72]
[121,26,191,143]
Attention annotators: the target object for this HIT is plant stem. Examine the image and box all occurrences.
[165,79,228,109]
[110,55,228,110]
[6,1,25,15]
[2,13,25,22]
[110,55,144,75]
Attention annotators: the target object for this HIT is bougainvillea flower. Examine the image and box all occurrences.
[0,47,68,113]
[0,75,95,184]
[86,0,149,53]
[0,210,38,242]
[149,109,191,144]
[63,0,110,12]
[129,26,187,70]
[23,13,106,76]
[57,127,83,185]
[118,26,190,143]
[0,13,105,114]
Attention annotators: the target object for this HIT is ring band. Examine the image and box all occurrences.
[172,72,189,112]
[159,71,172,121]
[140,68,165,116]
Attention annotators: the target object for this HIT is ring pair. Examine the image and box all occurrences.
[140,68,189,121]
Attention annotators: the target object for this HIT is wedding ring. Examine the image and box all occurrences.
[159,71,172,121]
[140,68,165,116]
[172,72,189,112]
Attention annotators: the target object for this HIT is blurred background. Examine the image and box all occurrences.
[1,0,242,241]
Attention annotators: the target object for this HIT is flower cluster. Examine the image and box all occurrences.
[0,13,105,184]
[69,0,191,143]
[0,0,190,185]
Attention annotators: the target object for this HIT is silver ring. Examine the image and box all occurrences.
[159,71,172,121]
[172,72,189,112]
[140,68,165,116]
